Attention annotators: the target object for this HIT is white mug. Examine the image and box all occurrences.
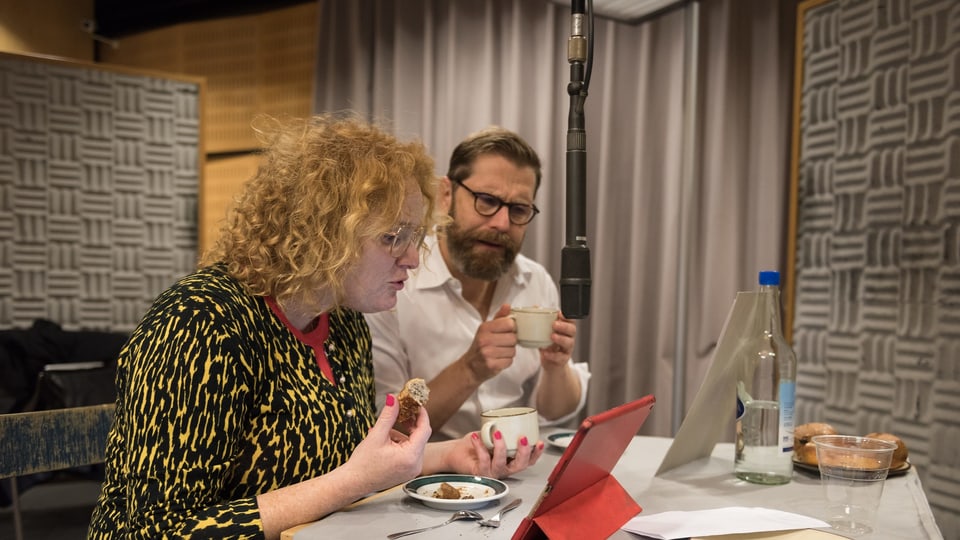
[480,406,539,457]
[510,306,558,348]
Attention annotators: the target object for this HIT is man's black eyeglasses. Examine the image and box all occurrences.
[452,179,540,225]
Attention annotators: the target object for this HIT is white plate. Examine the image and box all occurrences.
[403,474,508,510]
[546,431,576,450]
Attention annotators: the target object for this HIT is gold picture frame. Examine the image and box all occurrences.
[784,0,832,342]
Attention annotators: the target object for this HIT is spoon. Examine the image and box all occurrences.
[386,509,483,539]
[478,497,522,527]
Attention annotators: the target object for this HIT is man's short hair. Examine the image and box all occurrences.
[446,126,542,192]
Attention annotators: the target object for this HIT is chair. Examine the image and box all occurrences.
[0,403,115,540]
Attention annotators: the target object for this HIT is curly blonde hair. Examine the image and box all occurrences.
[203,113,439,305]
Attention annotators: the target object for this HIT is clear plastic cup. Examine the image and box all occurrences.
[811,434,898,536]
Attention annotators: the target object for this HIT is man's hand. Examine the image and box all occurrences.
[535,313,582,420]
[539,312,576,369]
[460,303,518,383]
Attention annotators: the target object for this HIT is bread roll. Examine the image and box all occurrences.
[794,422,837,452]
[820,453,885,469]
[396,378,430,424]
[793,422,837,465]
[865,432,909,468]
[797,442,819,466]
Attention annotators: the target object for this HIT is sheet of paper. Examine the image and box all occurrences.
[656,291,761,475]
[621,507,831,540]
[690,531,845,540]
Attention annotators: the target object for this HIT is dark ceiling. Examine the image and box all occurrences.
[91,1,686,39]
[93,0,311,38]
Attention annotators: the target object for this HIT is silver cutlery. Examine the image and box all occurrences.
[386,509,483,539]
[478,497,522,527]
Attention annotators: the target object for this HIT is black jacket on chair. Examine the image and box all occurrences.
[0,319,128,507]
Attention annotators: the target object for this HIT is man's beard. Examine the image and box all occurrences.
[444,210,520,281]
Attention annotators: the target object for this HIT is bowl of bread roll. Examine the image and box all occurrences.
[793,422,910,476]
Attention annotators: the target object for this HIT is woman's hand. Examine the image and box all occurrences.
[256,395,433,538]
[344,394,433,493]
[424,431,545,479]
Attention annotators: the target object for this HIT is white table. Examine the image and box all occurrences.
[284,436,943,540]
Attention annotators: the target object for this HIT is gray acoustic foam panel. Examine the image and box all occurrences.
[0,55,200,333]
[794,1,960,536]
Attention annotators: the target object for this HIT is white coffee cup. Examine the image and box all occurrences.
[479,406,540,457]
[510,306,558,348]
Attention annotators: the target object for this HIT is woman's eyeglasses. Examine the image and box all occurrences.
[381,224,427,257]
[452,179,539,225]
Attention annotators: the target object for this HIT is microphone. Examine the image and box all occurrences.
[560,0,591,319]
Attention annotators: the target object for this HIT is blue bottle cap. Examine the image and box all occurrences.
[758,271,780,286]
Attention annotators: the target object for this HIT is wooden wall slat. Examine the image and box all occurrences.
[101,3,317,154]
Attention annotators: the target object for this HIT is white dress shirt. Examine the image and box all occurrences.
[366,234,591,440]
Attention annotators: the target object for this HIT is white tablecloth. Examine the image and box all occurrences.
[285,435,943,540]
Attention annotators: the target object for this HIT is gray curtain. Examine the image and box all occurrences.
[314,0,795,437]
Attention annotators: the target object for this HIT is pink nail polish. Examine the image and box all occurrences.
[471,432,479,440]
[520,436,529,446]
[385,394,395,407]
[494,430,503,441]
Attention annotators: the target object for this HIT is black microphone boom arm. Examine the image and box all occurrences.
[560,0,591,319]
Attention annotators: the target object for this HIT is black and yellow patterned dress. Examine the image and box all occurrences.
[88,264,376,539]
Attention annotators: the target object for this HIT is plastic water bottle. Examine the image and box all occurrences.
[734,270,796,484]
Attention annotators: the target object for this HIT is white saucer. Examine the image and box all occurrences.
[403,474,508,510]
[546,431,576,450]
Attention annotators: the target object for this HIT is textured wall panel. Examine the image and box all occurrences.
[796,1,960,536]
[0,54,200,333]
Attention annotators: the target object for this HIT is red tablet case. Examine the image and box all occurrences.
[512,394,656,540]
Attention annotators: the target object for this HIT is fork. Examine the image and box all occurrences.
[386,509,482,539]
[478,497,522,527]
